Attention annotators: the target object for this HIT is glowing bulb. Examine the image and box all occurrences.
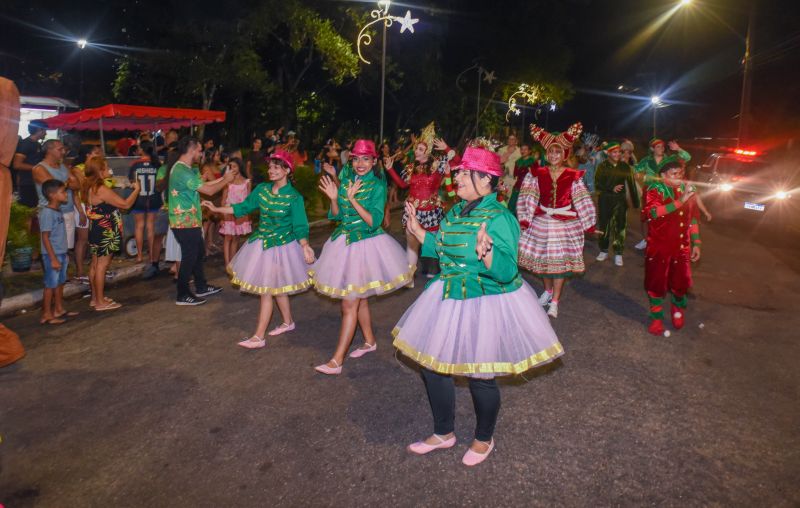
[77,39,88,49]
[679,0,692,6]
[720,183,733,192]
[651,96,661,104]
[775,190,788,200]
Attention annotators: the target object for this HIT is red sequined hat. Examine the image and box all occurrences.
[350,139,377,158]
[455,146,503,177]
[269,148,295,173]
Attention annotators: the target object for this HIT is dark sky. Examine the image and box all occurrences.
[2,0,798,143]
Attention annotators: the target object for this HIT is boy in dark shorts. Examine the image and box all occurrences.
[39,179,79,325]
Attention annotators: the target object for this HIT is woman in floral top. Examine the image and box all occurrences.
[82,156,140,311]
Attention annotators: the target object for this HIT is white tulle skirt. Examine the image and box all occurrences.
[311,233,414,299]
[393,280,564,378]
[228,239,312,295]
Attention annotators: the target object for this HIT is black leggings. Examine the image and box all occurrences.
[172,227,208,299]
[420,368,500,442]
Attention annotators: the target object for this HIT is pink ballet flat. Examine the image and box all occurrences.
[407,434,457,455]
[462,439,494,466]
[237,336,266,349]
[314,359,342,375]
[348,342,377,358]
[268,322,296,336]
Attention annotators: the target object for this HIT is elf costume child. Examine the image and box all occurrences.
[594,141,640,266]
[642,158,701,336]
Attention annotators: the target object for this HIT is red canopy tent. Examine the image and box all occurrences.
[44,103,226,153]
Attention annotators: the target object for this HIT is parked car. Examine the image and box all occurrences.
[695,150,799,229]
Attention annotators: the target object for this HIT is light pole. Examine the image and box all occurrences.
[737,4,755,147]
[456,64,496,137]
[77,39,88,106]
[356,1,418,144]
[651,96,660,137]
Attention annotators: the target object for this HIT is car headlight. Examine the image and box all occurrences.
[720,183,734,192]
[774,190,788,200]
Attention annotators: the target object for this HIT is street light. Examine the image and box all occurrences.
[356,1,419,143]
[77,38,88,105]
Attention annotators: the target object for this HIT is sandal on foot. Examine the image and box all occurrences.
[407,434,456,455]
[94,302,122,312]
[40,318,66,325]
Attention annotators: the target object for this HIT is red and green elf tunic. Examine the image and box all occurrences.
[642,180,701,329]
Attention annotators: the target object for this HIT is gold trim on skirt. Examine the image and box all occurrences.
[392,329,564,376]
[310,266,415,299]
[228,267,313,296]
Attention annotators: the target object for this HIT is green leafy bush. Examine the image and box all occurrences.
[6,200,39,252]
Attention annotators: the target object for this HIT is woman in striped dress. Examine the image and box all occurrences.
[517,123,596,318]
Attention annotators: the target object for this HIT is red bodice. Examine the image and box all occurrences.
[644,186,696,256]
[533,166,585,220]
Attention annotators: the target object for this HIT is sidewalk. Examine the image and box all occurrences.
[0,216,338,318]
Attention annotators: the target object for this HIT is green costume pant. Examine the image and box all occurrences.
[598,195,628,254]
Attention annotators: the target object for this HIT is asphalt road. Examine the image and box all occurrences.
[1,210,799,507]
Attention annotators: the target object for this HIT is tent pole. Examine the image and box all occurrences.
[99,118,106,155]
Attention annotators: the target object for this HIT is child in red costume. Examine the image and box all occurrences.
[642,159,702,335]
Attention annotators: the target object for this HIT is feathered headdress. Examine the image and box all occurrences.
[530,122,583,156]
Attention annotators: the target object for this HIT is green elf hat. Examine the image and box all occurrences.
[604,141,621,153]
[649,137,666,149]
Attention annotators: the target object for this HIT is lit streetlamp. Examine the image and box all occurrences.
[356,1,419,143]
[77,38,88,106]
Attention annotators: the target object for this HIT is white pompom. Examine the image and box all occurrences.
[663,330,671,337]
[673,311,682,319]
[699,323,705,329]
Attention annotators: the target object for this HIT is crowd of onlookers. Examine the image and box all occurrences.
[8,121,305,322]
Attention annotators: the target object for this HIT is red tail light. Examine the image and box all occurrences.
[734,148,758,156]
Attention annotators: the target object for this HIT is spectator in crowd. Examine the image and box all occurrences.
[115,135,137,157]
[70,144,103,283]
[83,156,141,311]
[12,120,47,207]
[246,137,265,183]
[218,158,251,266]
[497,133,521,192]
[166,136,234,306]
[263,128,278,154]
[33,140,85,272]
[129,141,164,276]
[200,154,224,254]
[38,179,79,325]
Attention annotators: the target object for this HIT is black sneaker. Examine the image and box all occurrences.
[141,265,159,280]
[176,295,207,306]
[195,284,222,297]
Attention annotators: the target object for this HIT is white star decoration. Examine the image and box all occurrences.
[483,70,497,84]
[396,10,418,34]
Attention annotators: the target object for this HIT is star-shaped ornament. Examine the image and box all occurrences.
[483,70,497,84]
[396,10,418,34]
[171,189,178,197]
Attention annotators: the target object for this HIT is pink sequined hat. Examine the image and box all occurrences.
[350,139,378,158]
[269,148,295,172]
[455,146,503,177]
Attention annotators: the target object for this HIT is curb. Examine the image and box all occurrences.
[0,217,341,318]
